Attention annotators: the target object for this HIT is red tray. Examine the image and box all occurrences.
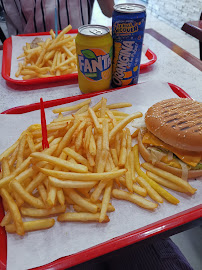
[1,29,78,86]
[1,30,157,86]
[0,83,197,270]
[140,48,157,70]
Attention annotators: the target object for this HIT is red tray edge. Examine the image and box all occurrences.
[34,205,202,270]
[1,82,191,115]
[0,83,193,270]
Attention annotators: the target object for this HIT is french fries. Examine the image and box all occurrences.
[15,25,77,79]
[0,97,197,237]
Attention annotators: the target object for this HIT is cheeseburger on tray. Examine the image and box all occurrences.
[138,98,202,179]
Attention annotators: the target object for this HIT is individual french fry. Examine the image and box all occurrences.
[100,97,107,118]
[1,158,10,177]
[31,152,88,173]
[49,176,97,189]
[0,157,32,188]
[83,125,92,151]
[64,188,98,213]
[16,134,27,168]
[10,180,46,209]
[136,176,165,204]
[8,145,19,167]
[27,132,36,153]
[6,219,55,233]
[25,164,53,193]
[74,104,89,115]
[55,120,80,156]
[37,184,48,204]
[142,163,196,195]
[50,29,55,39]
[115,132,121,157]
[75,129,84,151]
[90,180,107,203]
[57,189,65,205]
[50,25,72,47]
[118,130,127,167]
[63,147,90,168]
[125,154,133,192]
[112,189,158,210]
[0,211,12,227]
[106,109,117,127]
[111,110,129,117]
[88,108,102,132]
[110,149,119,167]
[132,184,147,197]
[97,149,109,173]
[73,202,115,213]
[47,185,57,206]
[99,180,113,222]
[58,212,109,223]
[109,112,143,141]
[89,133,97,156]
[119,177,147,197]
[39,167,126,181]
[106,102,132,110]
[129,151,136,182]
[146,171,187,193]
[36,38,51,66]
[52,99,91,114]
[102,119,109,151]
[15,167,34,184]
[15,63,23,77]
[1,188,24,235]
[21,205,66,217]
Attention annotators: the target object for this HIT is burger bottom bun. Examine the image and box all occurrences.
[138,131,202,179]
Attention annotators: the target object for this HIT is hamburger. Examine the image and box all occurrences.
[138,98,202,179]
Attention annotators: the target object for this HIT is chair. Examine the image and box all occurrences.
[0,26,6,43]
[181,12,202,60]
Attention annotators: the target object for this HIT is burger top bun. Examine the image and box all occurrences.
[145,98,202,152]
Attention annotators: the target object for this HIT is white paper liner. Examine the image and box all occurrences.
[0,81,201,270]
[10,35,150,80]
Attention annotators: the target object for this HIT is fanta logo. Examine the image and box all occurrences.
[114,22,141,35]
[78,48,112,81]
[113,41,138,86]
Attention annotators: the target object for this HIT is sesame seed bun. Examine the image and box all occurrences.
[145,98,202,152]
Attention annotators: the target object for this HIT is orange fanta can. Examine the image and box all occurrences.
[75,25,113,93]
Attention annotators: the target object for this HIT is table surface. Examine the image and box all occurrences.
[0,28,202,270]
[0,28,202,114]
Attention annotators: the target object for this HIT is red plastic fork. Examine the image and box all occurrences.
[40,98,49,149]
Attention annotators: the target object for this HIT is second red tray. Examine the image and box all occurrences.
[2,30,157,87]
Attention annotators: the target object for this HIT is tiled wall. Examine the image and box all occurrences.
[148,0,201,28]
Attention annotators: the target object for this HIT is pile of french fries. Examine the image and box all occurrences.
[15,25,77,80]
[0,98,196,236]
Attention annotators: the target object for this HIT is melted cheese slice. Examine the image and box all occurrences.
[143,132,201,167]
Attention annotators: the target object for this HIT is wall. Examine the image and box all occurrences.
[148,0,202,28]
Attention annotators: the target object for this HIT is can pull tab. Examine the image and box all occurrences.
[120,5,134,11]
[90,28,103,35]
